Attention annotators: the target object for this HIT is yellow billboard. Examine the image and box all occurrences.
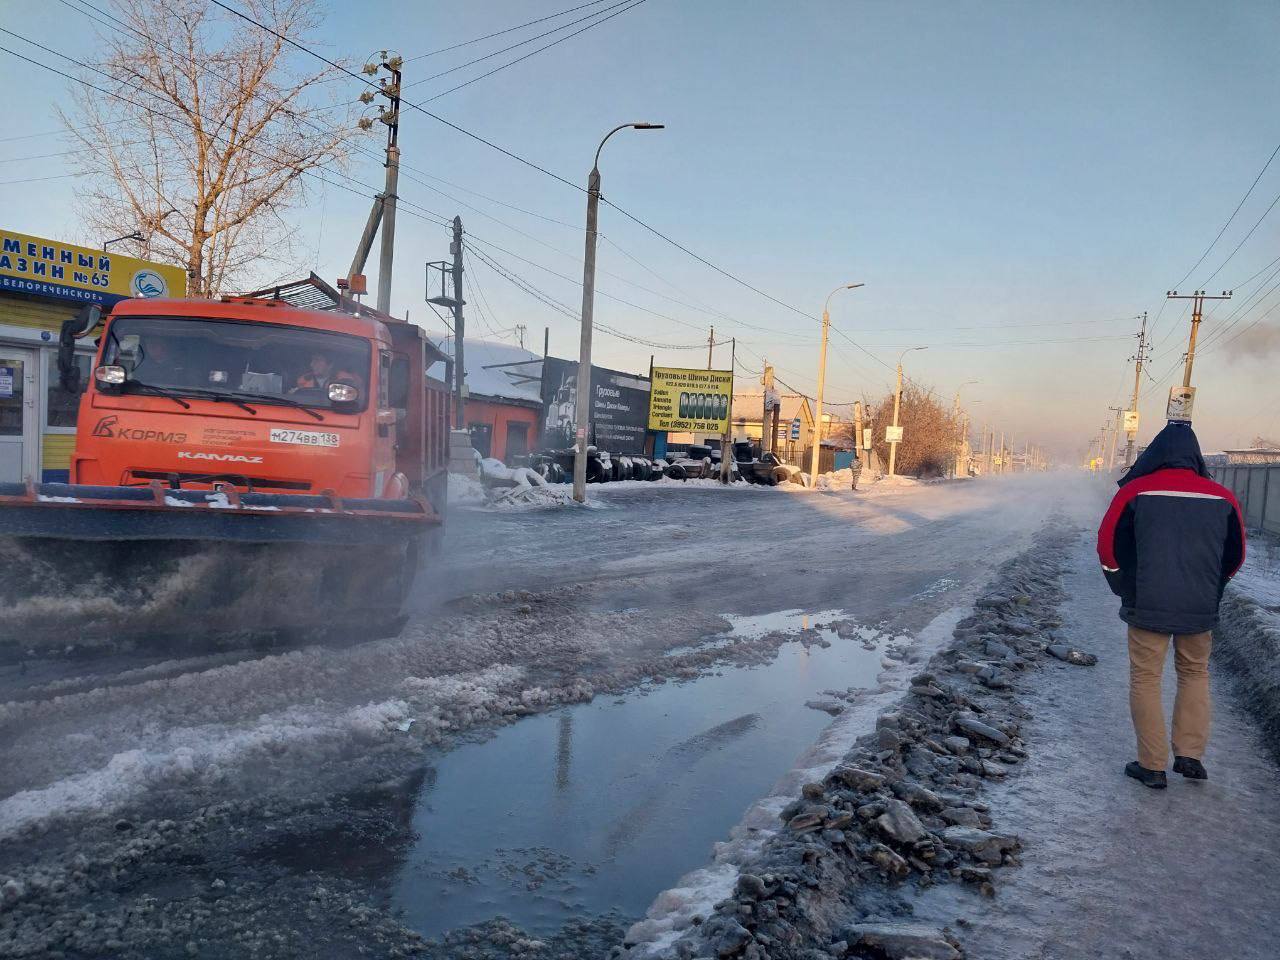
[648,366,734,432]
[0,227,186,307]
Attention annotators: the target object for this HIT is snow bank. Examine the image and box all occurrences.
[1211,536,1280,755]
[447,471,487,505]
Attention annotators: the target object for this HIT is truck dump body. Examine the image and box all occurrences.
[0,282,449,656]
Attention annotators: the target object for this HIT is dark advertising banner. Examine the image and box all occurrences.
[540,357,650,454]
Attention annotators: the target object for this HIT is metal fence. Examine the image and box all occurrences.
[1211,464,1280,536]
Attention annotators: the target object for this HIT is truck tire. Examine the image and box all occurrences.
[666,463,687,481]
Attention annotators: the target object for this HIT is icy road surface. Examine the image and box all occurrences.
[9,473,1266,960]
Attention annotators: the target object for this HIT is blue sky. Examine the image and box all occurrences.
[2,0,1279,456]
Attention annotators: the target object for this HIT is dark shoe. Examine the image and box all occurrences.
[1173,756,1208,780]
[1125,761,1168,789]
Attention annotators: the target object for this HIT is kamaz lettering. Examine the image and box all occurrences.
[177,451,264,464]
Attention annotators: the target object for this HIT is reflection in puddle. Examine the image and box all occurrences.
[391,609,902,938]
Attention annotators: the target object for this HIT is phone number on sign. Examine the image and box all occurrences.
[269,428,340,448]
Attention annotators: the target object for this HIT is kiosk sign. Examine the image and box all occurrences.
[0,227,185,307]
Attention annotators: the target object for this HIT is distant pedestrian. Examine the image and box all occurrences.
[850,452,864,491]
[1096,422,1245,789]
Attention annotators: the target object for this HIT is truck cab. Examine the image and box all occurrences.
[72,297,412,499]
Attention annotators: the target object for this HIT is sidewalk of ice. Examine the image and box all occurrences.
[905,533,1280,960]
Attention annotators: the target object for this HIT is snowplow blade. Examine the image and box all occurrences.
[0,481,437,655]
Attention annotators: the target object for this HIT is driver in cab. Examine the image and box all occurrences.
[293,351,358,394]
[138,336,202,388]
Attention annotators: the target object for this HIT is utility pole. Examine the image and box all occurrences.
[1124,311,1148,468]
[854,400,865,461]
[1165,289,1232,399]
[762,362,776,456]
[450,217,465,428]
[1107,406,1124,471]
[887,346,926,478]
[707,326,715,370]
[720,338,736,483]
[376,60,401,315]
[998,429,1005,474]
[348,52,403,310]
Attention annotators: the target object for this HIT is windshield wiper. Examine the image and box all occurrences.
[125,382,191,409]
[127,382,258,415]
[230,392,326,421]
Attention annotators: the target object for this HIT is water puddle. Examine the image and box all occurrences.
[390,608,900,938]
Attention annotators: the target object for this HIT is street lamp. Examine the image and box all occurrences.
[887,345,927,478]
[809,282,864,487]
[572,121,664,503]
[102,231,145,253]
[952,379,979,478]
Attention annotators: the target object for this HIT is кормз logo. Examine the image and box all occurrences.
[92,414,118,438]
[131,269,167,298]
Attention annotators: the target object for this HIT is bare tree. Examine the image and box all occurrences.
[865,384,960,477]
[63,0,358,296]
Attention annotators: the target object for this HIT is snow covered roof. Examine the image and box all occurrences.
[428,335,543,405]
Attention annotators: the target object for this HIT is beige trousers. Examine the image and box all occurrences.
[1127,625,1212,770]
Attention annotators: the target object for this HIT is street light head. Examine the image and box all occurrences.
[633,122,664,130]
[846,282,865,289]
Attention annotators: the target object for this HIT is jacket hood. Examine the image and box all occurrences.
[1117,421,1209,487]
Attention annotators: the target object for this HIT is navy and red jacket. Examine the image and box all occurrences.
[1097,423,1245,635]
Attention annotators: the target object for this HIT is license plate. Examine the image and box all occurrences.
[269,428,340,448]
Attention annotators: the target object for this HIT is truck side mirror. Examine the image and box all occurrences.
[58,304,101,393]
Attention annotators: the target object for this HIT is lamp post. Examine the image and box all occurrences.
[572,121,664,503]
[952,380,979,478]
[887,346,927,478]
[809,282,864,487]
[102,231,145,253]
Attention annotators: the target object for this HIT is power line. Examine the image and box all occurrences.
[209,0,876,361]
[468,243,705,350]
[403,0,613,62]
[0,38,451,237]
[403,0,636,91]
[1173,138,1280,290]
[0,172,81,186]
[208,0,586,194]
[413,1,647,104]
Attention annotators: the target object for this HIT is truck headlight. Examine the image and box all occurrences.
[94,365,126,386]
[328,382,358,404]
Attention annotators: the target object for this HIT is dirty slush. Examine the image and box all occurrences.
[0,519,1091,960]
[660,521,1088,960]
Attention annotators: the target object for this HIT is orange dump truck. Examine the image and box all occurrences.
[0,278,450,649]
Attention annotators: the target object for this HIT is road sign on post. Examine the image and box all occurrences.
[1123,410,1140,435]
[790,418,801,440]
[885,425,904,443]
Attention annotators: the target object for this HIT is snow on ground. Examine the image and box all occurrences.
[0,473,1127,959]
[902,531,1280,960]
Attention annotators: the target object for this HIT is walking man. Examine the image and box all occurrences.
[850,451,864,491]
[1096,421,1245,788]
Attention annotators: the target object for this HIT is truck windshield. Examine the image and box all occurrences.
[101,316,371,411]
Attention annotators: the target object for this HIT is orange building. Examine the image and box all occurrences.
[430,336,543,462]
